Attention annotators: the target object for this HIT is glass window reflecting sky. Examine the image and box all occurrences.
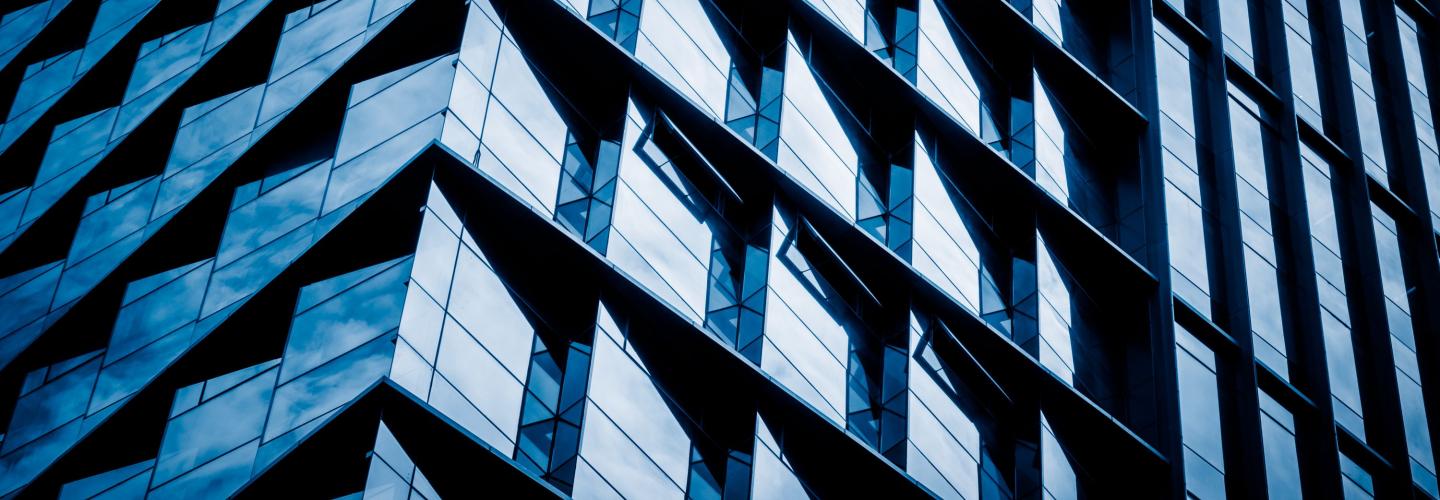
[0,0,1438,498]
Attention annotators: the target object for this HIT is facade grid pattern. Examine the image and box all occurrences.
[0,0,1437,498]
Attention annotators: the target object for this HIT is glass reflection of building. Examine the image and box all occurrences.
[0,0,1437,498]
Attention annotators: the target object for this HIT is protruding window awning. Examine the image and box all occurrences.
[924,319,1012,409]
[795,216,881,307]
[639,110,744,205]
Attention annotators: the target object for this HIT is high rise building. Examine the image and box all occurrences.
[0,0,1437,497]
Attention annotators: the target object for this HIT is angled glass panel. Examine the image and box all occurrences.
[152,364,277,485]
[1340,453,1375,499]
[265,334,394,441]
[280,257,411,383]
[1040,414,1079,499]
[805,0,866,41]
[259,0,414,126]
[0,261,62,366]
[58,459,153,500]
[215,161,328,267]
[760,205,859,425]
[1,351,101,453]
[905,312,1008,499]
[0,0,162,152]
[107,259,211,362]
[270,0,371,80]
[914,0,1002,147]
[750,414,811,498]
[1031,73,1110,237]
[26,107,118,225]
[778,36,859,221]
[148,440,258,498]
[911,135,1008,329]
[89,259,214,419]
[634,0,730,118]
[0,0,72,71]
[0,352,102,495]
[576,308,690,498]
[359,421,440,500]
[67,177,158,264]
[1035,235,1075,384]
[586,0,643,51]
[609,105,715,321]
[477,35,567,215]
[334,54,453,166]
[444,241,535,378]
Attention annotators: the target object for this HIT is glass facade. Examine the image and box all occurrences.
[0,0,1436,498]
[1177,323,1226,499]
[1338,0,1391,185]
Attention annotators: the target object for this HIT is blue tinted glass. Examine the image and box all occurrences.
[0,262,61,340]
[433,317,525,445]
[3,353,100,452]
[265,334,394,440]
[109,259,210,360]
[778,40,860,220]
[281,258,409,383]
[148,440,258,498]
[583,325,690,493]
[335,55,453,165]
[445,244,534,376]
[59,459,153,500]
[270,0,370,79]
[153,365,275,484]
[68,178,158,263]
[1176,324,1226,498]
[216,162,326,266]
